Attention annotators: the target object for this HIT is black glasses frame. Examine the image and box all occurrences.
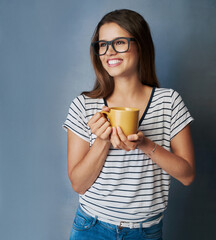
[91,37,136,56]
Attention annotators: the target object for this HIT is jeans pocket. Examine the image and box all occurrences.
[142,221,163,240]
[72,209,94,231]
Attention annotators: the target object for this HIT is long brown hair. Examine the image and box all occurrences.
[82,9,159,98]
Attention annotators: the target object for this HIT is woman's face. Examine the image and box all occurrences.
[98,22,139,80]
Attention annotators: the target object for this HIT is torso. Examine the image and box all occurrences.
[64,87,193,223]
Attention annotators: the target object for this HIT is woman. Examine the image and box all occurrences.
[63,9,195,240]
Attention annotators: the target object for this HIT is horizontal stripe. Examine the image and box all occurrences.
[101,167,162,175]
[103,163,157,169]
[97,171,164,181]
[144,113,172,121]
[90,188,169,198]
[91,183,170,193]
[147,107,171,115]
[92,177,170,188]
[84,193,169,205]
[149,101,171,109]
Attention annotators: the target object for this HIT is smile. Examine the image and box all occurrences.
[107,59,123,67]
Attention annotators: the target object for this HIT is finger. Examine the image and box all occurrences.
[116,128,138,149]
[102,106,110,111]
[127,134,139,141]
[88,112,102,127]
[111,127,122,149]
[128,131,143,141]
[114,127,131,151]
[137,131,144,140]
[90,116,108,134]
[116,127,139,150]
[112,127,120,143]
[117,126,127,142]
[100,126,112,140]
[95,121,111,137]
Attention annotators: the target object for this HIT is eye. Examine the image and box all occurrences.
[115,40,126,45]
[99,42,107,48]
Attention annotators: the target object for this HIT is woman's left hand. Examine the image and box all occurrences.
[110,126,145,151]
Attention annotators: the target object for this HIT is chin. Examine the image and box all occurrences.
[105,70,122,78]
[106,67,128,77]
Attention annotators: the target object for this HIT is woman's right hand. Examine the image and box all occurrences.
[88,106,112,142]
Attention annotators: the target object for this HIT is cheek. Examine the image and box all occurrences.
[99,57,106,68]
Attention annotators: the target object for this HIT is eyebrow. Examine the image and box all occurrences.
[98,36,131,41]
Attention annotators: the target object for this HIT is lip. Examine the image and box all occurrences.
[107,58,123,67]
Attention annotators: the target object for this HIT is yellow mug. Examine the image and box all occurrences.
[101,107,140,136]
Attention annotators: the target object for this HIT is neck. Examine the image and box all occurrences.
[112,75,143,99]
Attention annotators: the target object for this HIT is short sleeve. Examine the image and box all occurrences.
[170,90,194,140]
[62,95,90,142]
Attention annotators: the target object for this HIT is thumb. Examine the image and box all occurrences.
[102,106,110,112]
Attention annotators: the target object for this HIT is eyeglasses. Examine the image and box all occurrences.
[91,37,136,56]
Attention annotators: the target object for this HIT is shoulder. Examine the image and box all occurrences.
[71,94,101,107]
[71,94,105,116]
[74,94,103,102]
[70,94,86,113]
[152,87,173,101]
[151,88,186,112]
[154,87,175,95]
[153,87,181,101]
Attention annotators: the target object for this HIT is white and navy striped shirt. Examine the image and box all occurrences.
[63,87,194,224]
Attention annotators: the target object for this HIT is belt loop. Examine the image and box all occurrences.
[139,222,142,233]
[92,215,98,226]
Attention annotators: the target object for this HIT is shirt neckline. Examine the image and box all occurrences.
[138,87,155,126]
[103,87,156,127]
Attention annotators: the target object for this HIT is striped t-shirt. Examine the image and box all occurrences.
[63,87,194,224]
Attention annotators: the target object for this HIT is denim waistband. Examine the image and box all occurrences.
[77,205,163,230]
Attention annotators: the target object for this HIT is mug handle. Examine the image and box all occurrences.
[101,111,110,120]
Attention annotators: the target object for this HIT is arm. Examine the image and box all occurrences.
[67,107,112,194]
[111,125,195,186]
[138,125,195,186]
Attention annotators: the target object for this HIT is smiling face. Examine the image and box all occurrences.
[98,22,139,80]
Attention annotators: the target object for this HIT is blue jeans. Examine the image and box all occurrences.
[69,206,163,240]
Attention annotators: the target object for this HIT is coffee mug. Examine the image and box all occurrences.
[101,107,140,136]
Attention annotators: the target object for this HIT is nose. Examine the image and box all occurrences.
[106,42,116,55]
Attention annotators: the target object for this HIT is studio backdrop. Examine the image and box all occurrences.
[0,0,215,239]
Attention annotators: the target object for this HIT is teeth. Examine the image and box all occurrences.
[108,59,122,65]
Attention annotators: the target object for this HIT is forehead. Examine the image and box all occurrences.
[99,22,132,41]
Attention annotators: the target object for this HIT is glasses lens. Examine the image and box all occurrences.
[113,38,129,53]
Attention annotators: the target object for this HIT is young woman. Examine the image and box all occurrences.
[63,9,195,240]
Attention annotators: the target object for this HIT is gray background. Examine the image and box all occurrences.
[0,0,215,239]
